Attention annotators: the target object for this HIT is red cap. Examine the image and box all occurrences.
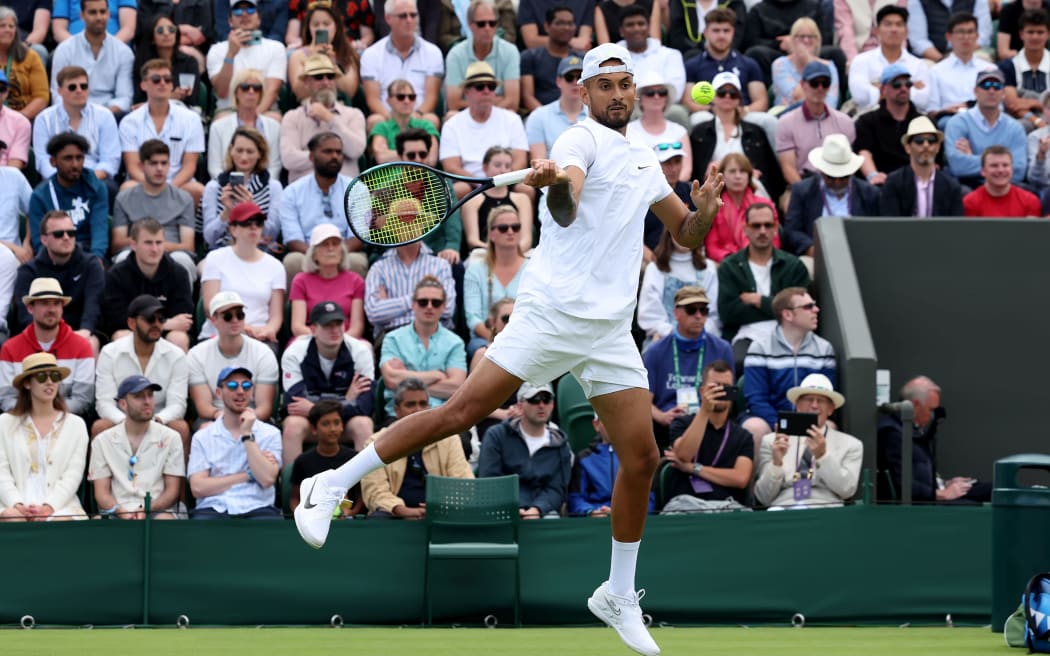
[229,201,264,224]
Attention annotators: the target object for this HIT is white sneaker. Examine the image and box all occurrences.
[294,474,342,549]
[587,581,660,656]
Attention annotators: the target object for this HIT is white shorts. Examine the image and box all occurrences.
[485,297,648,399]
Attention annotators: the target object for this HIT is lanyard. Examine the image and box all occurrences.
[693,421,731,471]
[672,337,704,389]
[792,425,827,481]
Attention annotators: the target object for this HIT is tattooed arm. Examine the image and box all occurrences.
[652,162,725,249]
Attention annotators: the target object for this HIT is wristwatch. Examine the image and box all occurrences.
[692,463,704,476]
[241,434,254,443]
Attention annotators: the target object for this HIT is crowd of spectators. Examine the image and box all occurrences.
[0,0,1017,520]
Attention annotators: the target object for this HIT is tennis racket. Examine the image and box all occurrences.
[343,161,531,247]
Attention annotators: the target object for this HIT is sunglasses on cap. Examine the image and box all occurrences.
[224,380,254,391]
[220,309,246,322]
[393,92,416,101]
[525,393,553,404]
[65,82,89,92]
[656,142,682,151]
[806,77,832,89]
[680,303,709,316]
[33,371,63,384]
[492,223,521,233]
[910,135,939,146]
[415,298,445,308]
[641,88,669,97]
[889,78,913,89]
[978,79,1003,91]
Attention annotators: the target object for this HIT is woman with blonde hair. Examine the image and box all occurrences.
[0,7,48,120]
[460,146,533,257]
[289,223,366,338]
[287,1,360,101]
[0,353,88,521]
[771,18,841,109]
[207,68,283,180]
[704,153,781,263]
[202,125,283,252]
[463,205,528,360]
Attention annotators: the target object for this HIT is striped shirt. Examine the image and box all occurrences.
[364,244,456,336]
[743,326,837,428]
[187,420,282,515]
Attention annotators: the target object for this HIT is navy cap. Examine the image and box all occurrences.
[117,374,162,399]
[217,366,253,386]
[802,61,833,81]
[309,301,346,326]
[556,55,583,78]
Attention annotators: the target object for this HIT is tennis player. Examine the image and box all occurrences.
[296,43,723,656]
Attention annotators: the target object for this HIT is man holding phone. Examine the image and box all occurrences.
[753,373,862,509]
[206,0,286,115]
[660,360,754,511]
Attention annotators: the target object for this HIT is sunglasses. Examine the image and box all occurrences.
[748,222,776,230]
[525,393,554,405]
[393,92,417,101]
[139,313,165,325]
[232,6,257,15]
[978,80,1004,91]
[680,303,709,316]
[470,82,498,92]
[48,229,77,238]
[641,88,669,97]
[236,217,266,228]
[128,454,138,481]
[656,142,682,151]
[311,73,337,81]
[237,83,263,92]
[563,72,581,83]
[910,135,939,146]
[499,313,511,324]
[889,79,913,89]
[33,371,63,384]
[806,77,832,89]
[149,75,173,85]
[220,309,246,322]
[716,88,741,99]
[155,24,177,34]
[415,298,445,308]
[492,223,521,233]
[403,150,428,160]
[791,302,818,311]
[65,82,89,91]
[393,11,418,19]
[474,19,497,27]
[224,380,254,391]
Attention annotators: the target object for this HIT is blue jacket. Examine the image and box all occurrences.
[568,440,655,516]
[644,329,734,411]
[479,418,572,515]
[29,169,110,259]
[743,326,837,427]
[283,337,373,420]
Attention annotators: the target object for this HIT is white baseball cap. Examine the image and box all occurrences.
[579,43,634,84]
[209,290,246,317]
[712,71,742,92]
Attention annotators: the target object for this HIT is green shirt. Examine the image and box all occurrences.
[368,117,441,150]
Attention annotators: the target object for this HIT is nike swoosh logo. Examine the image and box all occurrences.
[303,480,318,509]
[638,165,652,170]
[73,275,82,281]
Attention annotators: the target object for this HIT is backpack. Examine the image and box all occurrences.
[1024,573,1050,653]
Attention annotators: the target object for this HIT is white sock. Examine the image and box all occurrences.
[324,442,385,491]
[608,538,640,598]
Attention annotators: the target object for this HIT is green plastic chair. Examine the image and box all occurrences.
[556,374,596,453]
[422,474,520,625]
[280,461,295,517]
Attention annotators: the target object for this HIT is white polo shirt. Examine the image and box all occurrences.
[516,117,673,321]
[206,38,288,109]
[439,106,528,177]
[360,35,444,112]
[88,422,185,512]
[118,101,205,181]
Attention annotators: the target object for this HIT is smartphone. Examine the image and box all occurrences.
[719,384,740,403]
[229,172,245,187]
[315,28,329,45]
[248,30,262,46]
[777,411,819,436]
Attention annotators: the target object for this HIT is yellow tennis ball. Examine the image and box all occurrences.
[691,81,715,105]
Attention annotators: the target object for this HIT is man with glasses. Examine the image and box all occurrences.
[49,0,134,115]
[682,9,766,119]
[118,59,205,207]
[855,64,924,185]
[445,0,521,114]
[281,132,367,283]
[281,55,367,183]
[379,276,466,417]
[29,133,109,259]
[776,61,856,189]
[740,286,836,442]
[440,61,528,189]
[847,6,931,115]
[188,365,283,520]
[206,0,286,115]
[643,286,733,452]
[92,295,190,454]
[880,116,965,217]
[945,68,1027,188]
[369,80,441,164]
[34,66,121,202]
[0,276,95,413]
[526,55,586,161]
[186,291,279,427]
[14,212,105,354]
[927,13,983,128]
[360,0,443,133]
[521,6,583,111]
[89,374,187,520]
[478,381,572,519]
[361,377,473,518]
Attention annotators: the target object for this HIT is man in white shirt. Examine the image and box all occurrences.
[49,0,134,115]
[908,0,992,62]
[206,0,287,115]
[927,12,983,126]
[848,5,931,113]
[616,3,687,126]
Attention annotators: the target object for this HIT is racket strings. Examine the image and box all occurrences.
[345,163,450,246]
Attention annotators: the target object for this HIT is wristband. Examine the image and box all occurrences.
[692,463,704,476]
[246,469,255,484]
[866,171,879,181]
[223,57,235,65]
[100,505,118,516]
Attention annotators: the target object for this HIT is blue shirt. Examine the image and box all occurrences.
[33,102,122,179]
[187,419,283,515]
[50,32,134,111]
[643,330,734,411]
[0,168,32,243]
[684,50,764,106]
[380,324,467,415]
[944,106,1027,182]
[463,258,527,336]
[525,99,587,155]
[52,0,137,37]
[280,173,354,245]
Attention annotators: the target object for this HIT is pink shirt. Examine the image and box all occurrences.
[0,108,31,165]
[705,188,782,263]
[290,270,365,330]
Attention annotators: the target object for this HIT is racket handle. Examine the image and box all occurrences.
[491,168,531,188]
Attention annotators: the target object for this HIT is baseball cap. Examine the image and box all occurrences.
[116,374,162,400]
[674,285,709,306]
[557,55,584,78]
[579,43,634,84]
[217,366,253,386]
[517,382,554,402]
[128,294,165,319]
[712,71,741,91]
[0,70,8,86]
[209,290,245,317]
[879,63,911,85]
[229,201,264,224]
[976,68,1005,85]
[309,222,343,247]
[802,61,833,81]
[310,301,346,326]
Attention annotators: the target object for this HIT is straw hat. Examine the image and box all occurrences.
[12,352,70,388]
[786,373,845,409]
